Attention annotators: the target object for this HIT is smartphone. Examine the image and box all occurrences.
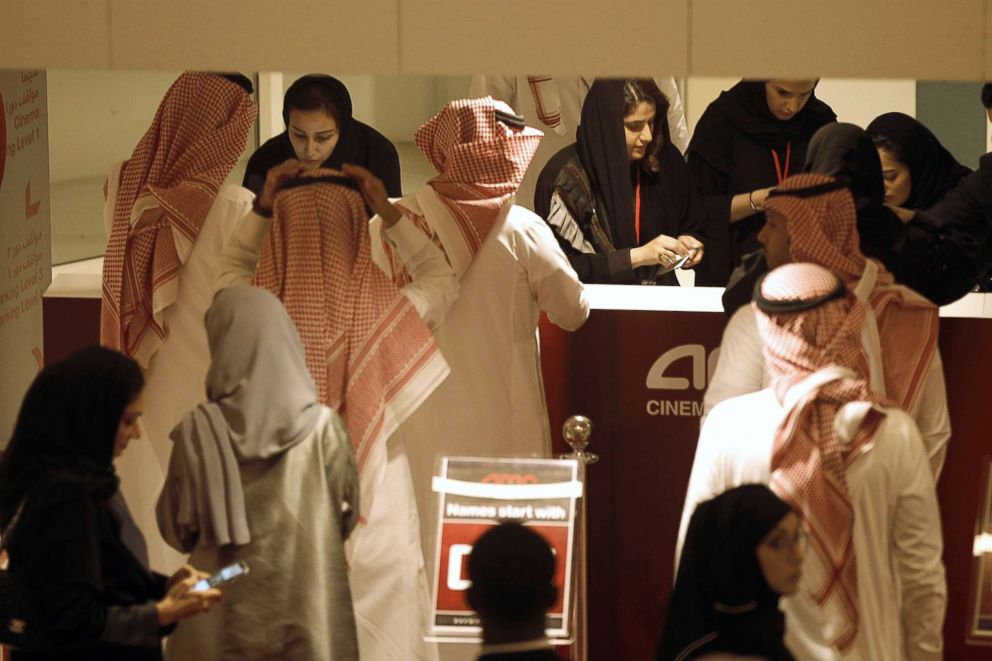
[194,561,250,591]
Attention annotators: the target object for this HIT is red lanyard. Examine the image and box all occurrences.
[634,168,642,244]
[771,142,792,184]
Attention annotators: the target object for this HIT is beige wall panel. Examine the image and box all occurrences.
[400,0,688,76]
[109,0,399,73]
[0,2,110,69]
[691,0,984,80]
[987,3,992,79]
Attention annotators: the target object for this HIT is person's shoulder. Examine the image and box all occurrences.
[215,184,254,205]
[707,389,777,426]
[539,143,580,179]
[353,120,400,157]
[248,133,289,162]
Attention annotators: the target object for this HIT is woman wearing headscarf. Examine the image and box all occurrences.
[0,347,220,660]
[658,484,802,661]
[687,80,836,286]
[242,74,402,199]
[100,71,257,571]
[866,111,971,211]
[804,122,985,304]
[156,286,359,660]
[534,78,704,285]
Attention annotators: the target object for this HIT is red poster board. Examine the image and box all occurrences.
[429,457,581,641]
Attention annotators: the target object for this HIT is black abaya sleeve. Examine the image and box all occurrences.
[11,480,164,651]
[687,153,733,286]
[559,240,635,284]
[365,133,403,198]
[862,206,984,306]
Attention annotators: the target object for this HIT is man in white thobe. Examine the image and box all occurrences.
[680,262,946,660]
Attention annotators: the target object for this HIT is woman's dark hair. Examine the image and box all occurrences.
[623,79,670,173]
[867,131,904,163]
[0,346,144,524]
[284,81,342,126]
[981,83,992,110]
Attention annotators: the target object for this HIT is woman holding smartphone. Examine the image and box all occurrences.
[157,286,360,661]
[0,346,220,660]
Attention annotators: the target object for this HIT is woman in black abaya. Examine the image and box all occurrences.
[243,74,402,200]
[0,347,219,660]
[805,122,984,304]
[534,78,704,285]
[657,484,803,661]
[687,80,836,286]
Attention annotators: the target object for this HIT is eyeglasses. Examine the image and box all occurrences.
[762,527,808,554]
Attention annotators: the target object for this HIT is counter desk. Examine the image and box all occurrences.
[539,285,992,660]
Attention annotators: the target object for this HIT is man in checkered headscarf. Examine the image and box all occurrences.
[678,262,946,660]
[704,173,950,478]
[369,99,589,615]
[100,72,257,572]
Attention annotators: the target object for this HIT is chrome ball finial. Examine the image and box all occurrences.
[561,415,597,464]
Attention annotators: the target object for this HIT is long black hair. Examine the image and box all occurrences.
[0,346,144,527]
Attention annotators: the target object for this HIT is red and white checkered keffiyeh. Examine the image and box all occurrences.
[765,173,939,412]
[755,262,894,654]
[387,97,542,277]
[100,72,256,367]
[252,169,445,481]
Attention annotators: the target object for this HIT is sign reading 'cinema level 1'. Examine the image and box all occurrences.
[429,457,581,642]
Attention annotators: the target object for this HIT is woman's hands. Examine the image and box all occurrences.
[631,233,688,270]
[156,565,221,626]
[342,164,403,227]
[256,159,307,213]
[676,235,704,269]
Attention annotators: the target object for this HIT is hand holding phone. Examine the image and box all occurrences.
[194,561,250,592]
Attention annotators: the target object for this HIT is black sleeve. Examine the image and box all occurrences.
[368,135,403,198]
[12,484,164,650]
[867,162,992,305]
[687,153,733,286]
[563,246,636,284]
[242,149,267,197]
[678,171,706,243]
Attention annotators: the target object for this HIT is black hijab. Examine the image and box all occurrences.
[0,346,143,527]
[804,123,885,216]
[243,74,402,197]
[804,122,986,305]
[657,484,796,661]
[574,79,699,251]
[689,80,837,172]
[866,112,972,210]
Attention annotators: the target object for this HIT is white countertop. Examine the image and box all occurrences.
[44,257,992,319]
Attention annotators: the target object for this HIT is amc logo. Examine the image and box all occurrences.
[645,344,720,391]
[481,473,537,484]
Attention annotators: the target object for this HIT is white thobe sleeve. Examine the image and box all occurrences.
[654,77,690,154]
[469,75,517,104]
[702,307,765,419]
[380,216,459,329]
[215,209,272,289]
[887,414,947,661]
[911,349,951,479]
[519,219,590,331]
